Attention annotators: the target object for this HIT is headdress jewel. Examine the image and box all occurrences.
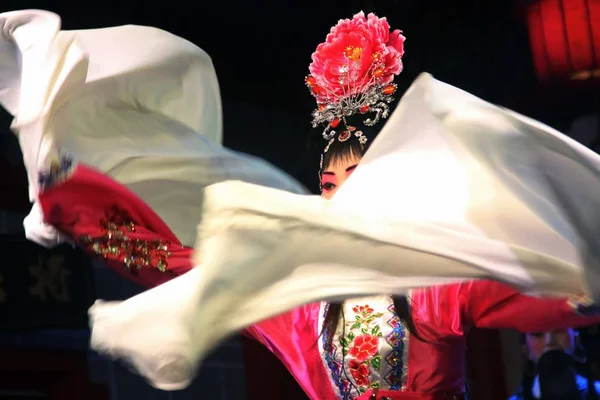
[305,11,406,152]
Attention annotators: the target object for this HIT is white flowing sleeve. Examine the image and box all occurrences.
[192,73,598,317]
[0,10,306,248]
[88,74,600,391]
[0,10,87,246]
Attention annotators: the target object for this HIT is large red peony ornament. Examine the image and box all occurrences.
[307,11,405,104]
[306,12,406,141]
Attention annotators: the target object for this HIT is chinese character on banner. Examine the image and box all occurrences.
[29,254,72,302]
[0,273,6,304]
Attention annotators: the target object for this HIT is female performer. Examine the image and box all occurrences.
[3,9,600,400]
[88,12,600,400]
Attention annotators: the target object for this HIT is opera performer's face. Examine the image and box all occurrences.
[320,153,361,200]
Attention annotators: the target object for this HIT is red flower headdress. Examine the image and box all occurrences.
[306,12,405,146]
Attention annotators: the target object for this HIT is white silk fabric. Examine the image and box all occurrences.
[0,9,306,247]
[90,77,600,390]
[3,9,600,391]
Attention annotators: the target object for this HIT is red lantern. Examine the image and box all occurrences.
[526,0,600,82]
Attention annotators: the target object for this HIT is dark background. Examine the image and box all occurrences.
[4,0,584,192]
[0,1,598,399]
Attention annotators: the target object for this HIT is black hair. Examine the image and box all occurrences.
[310,115,424,353]
[320,134,367,173]
[313,114,380,173]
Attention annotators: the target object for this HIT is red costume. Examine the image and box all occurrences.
[246,282,600,400]
[5,9,600,400]
[38,166,600,399]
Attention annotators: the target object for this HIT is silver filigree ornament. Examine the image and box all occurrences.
[306,17,405,192]
[305,65,397,141]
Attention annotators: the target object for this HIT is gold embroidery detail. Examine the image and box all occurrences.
[80,214,171,273]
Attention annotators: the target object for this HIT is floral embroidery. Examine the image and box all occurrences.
[339,304,384,394]
[79,207,173,273]
[339,303,384,395]
[320,297,408,399]
[348,334,379,362]
[348,359,369,386]
[38,153,75,192]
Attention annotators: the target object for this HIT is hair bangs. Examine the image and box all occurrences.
[321,138,366,172]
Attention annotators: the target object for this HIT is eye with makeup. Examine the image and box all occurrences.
[321,181,337,191]
[320,164,358,193]
[320,174,337,192]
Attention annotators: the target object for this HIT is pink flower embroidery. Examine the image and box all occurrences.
[348,359,370,386]
[349,334,379,362]
[352,304,374,314]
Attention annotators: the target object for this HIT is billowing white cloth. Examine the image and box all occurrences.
[4,9,600,391]
[88,74,600,390]
[0,9,305,247]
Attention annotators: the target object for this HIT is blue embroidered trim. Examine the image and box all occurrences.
[38,154,75,192]
[321,304,354,399]
[384,303,405,390]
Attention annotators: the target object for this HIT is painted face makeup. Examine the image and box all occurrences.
[320,154,361,199]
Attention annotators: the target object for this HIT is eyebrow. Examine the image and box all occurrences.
[322,164,358,175]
